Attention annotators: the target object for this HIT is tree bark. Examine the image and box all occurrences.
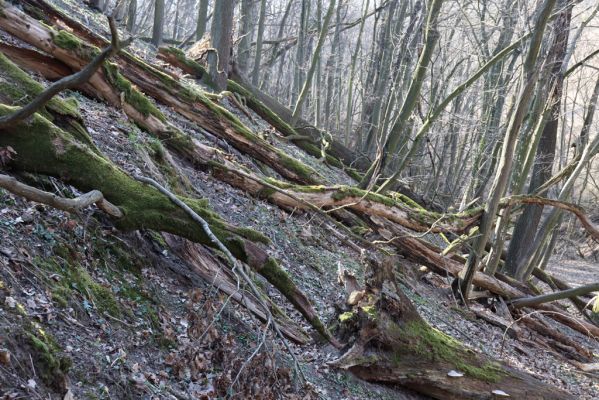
[195,0,209,41]
[457,0,557,300]
[151,0,165,46]
[510,283,599,309]
[0,2,321,185]
[207,0,233,91]
[505,0,572,278]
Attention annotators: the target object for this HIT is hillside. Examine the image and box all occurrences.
[0,0,598,399]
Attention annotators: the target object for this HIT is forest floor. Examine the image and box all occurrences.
[0,0,598,398]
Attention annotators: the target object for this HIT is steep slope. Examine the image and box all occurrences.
[0,0,597,398]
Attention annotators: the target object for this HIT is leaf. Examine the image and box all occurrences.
[592,295,599,314]
[0,349,10,366]
[447,370,464,377]
[491,389,510,397]
[0,146,17,168]
[5,296,16,308]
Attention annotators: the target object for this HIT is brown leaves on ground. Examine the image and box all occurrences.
[163,289,313,399]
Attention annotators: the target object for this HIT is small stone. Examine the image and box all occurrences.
[5,296,16,308]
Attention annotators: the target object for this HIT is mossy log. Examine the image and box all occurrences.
[371,217,599,339]
[0,105,331,340]
[5,31,596,346]
[228,66,372,172]
[0,43,478,239]
[0,1,183,144]
[157,47,349,170]
[0,56,332,342]
[332,283,573,399]
[8,0,321,185]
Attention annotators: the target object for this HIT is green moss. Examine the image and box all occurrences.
[394,321,505,382]
[259,258,295,295]
[233,227,271,245]
[24,322,71,387]
[330,186,395,207]
[0,53,81,120]
[345,168,363,182]
[260,258,332,340]
[52,30,81,51]
[339,311,356,322]
[164,47,209,80]
[51,289,69,308]
[35,256,121,317]
[279,154,319,182]
[360,305,377,320]
[390,192,423,210]
[103,62,166,122]
[0,99,284,316]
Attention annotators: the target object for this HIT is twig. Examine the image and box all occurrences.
[134,175,307,382]
[0,15,132,128]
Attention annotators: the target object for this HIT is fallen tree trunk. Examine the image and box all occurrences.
[331,266,573,399]
[162,234,309,344]
[369,216,599,338]
[510,283,599,309]
[533,267,594,316]
[157,47,354,170]
[228,65,372,170]
[0,3,590,397]
[7,38,597,345]
[0,55,332,342]
[165,46,446,211]
[8,0,321,185]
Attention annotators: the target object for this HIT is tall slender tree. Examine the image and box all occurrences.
[151,0,166,46]
[457,0,558,301]
[207,0,234,91]
[291,0,337,125]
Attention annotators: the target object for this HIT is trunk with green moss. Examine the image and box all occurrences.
[331,263,572,400]
[0,2,322,185]
[0,54,332,343]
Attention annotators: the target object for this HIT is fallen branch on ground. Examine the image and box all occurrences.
[509,283,599,309]
[0,14,130,128]
[134,175,315,380]
[0,173,122,217]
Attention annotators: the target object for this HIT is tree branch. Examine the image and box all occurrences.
[0,173,122,217]
[0,16,132,128]
[509,283,599,309]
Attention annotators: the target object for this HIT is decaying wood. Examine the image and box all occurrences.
[1,1,321,185]
[0,14,129,127]
[5,31,597,353]
[369,216,599,338]
[2,2,594,397]
[518,314,593,362]
[331,267,573,400]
